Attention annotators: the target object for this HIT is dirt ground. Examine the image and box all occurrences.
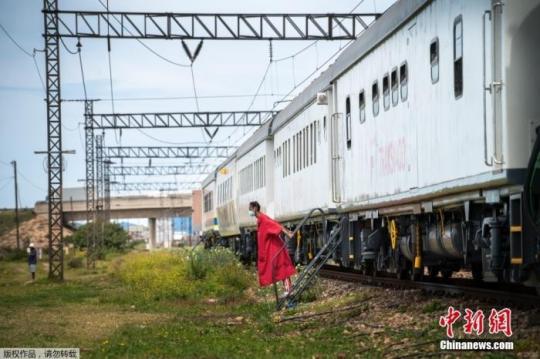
[274,278,540,358]
[0,214,72,249]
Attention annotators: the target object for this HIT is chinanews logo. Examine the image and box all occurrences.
[438,306,514,351]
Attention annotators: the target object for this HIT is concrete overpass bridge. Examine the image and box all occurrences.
[34,189,202,248]
[35,194,193,221]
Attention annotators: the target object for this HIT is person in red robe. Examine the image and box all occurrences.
[249,201,296,294]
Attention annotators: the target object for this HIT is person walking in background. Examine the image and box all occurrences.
[27,243,37,281]
[249,201,296,296]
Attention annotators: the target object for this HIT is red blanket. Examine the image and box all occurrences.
[256,212,296,286]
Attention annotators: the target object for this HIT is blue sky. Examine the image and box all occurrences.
[0,0,395,209]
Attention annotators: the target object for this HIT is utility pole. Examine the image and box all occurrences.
[11,161,20,250]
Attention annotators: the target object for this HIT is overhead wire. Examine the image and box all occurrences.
[225,0,369,147]
[0,22,33,57]
[272,0,366,63]
[77,42,88,101]
[60,38,78,55]
[104,0,120,146]
[0,21,48,96]
[18,170,46,192]
[32,51,46,93]
[96,0,191,68]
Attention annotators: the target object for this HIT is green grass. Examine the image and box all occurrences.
[1,250,538,358]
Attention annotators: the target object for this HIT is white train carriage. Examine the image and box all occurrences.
[201,171,218,234]
[215,153,240,237]
[330,0,540,213]
[271,87,331,222]
[208,0,540,289]
[236,121,274,229]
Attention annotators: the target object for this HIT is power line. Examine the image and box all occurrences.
[18,171,46,192]
[77,43,88,100]
[0,22,33,57]
[32,51,46,93]
[60,38,78,55]
[96,0,191,68]
[272,0,366,63]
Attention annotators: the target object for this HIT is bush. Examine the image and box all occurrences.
[0,247,28,261]
[116,248,253,302]
[67,256,84,268]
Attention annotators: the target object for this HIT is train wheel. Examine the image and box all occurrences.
[441,269,453,280]
[471,262,483,282]
[363,261,374,276]
[396,268,409,280]
[427,266,440,280]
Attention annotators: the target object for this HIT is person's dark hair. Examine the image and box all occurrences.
[249,201,261,212]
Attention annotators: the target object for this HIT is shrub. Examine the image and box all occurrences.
[0,247,28,261]
[67,256,84,268]
[115,248,253,302]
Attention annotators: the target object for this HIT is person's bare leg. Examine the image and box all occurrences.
[283,277,292,294]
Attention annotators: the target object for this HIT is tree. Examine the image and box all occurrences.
[65,221,130,251]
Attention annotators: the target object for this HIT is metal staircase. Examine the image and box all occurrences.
[274,212,347,310]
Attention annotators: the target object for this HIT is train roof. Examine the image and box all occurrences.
[236,120,272,158]
[270,0,430,133]
[216,150,238,172]
[201,170,216,188]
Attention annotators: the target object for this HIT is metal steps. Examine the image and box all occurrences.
[276,215,347,310]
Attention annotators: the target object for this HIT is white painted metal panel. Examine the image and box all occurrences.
[272,101,332,221]
[335,0,524,210]
[215,157,239,236]
[236,140,274,227]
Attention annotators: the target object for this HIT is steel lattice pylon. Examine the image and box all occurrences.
[84,100,97,269]
[95,134,104,262]
[89,111,276,129]
[103,159,111,223]
[111,182,199,192]
[104,146,235,159]
[109,164,212,177]
[44,3,381,279]
[44,0,64,280]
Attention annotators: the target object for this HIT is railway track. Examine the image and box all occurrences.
[319,265,540,308]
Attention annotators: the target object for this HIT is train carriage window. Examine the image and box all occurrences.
[283,142,287,177]
[391,69,399,106]
[310,123,314,165]
[293,135,296,173]
[400,62,408,101]
[305,127,308,167]
[287,139,291,175]
[298,131,301,170]
[382,74,390,111]
[453,16,463,98]
[262,157,264,187]
[303,127,307,169]
[430,37,439,83]
[323,116,327,139]
[359,90,366,123]
[372,81,380,117]
[345,96,352,149]
[313,121,321,163]
[297,132,300,172]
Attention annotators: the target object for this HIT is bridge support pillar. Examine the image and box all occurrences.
[148,217,156,249]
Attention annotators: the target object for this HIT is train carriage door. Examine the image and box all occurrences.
[331,113,343,203]
[405,20,419,190]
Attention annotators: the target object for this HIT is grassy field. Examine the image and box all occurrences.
[0,249,538,358]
